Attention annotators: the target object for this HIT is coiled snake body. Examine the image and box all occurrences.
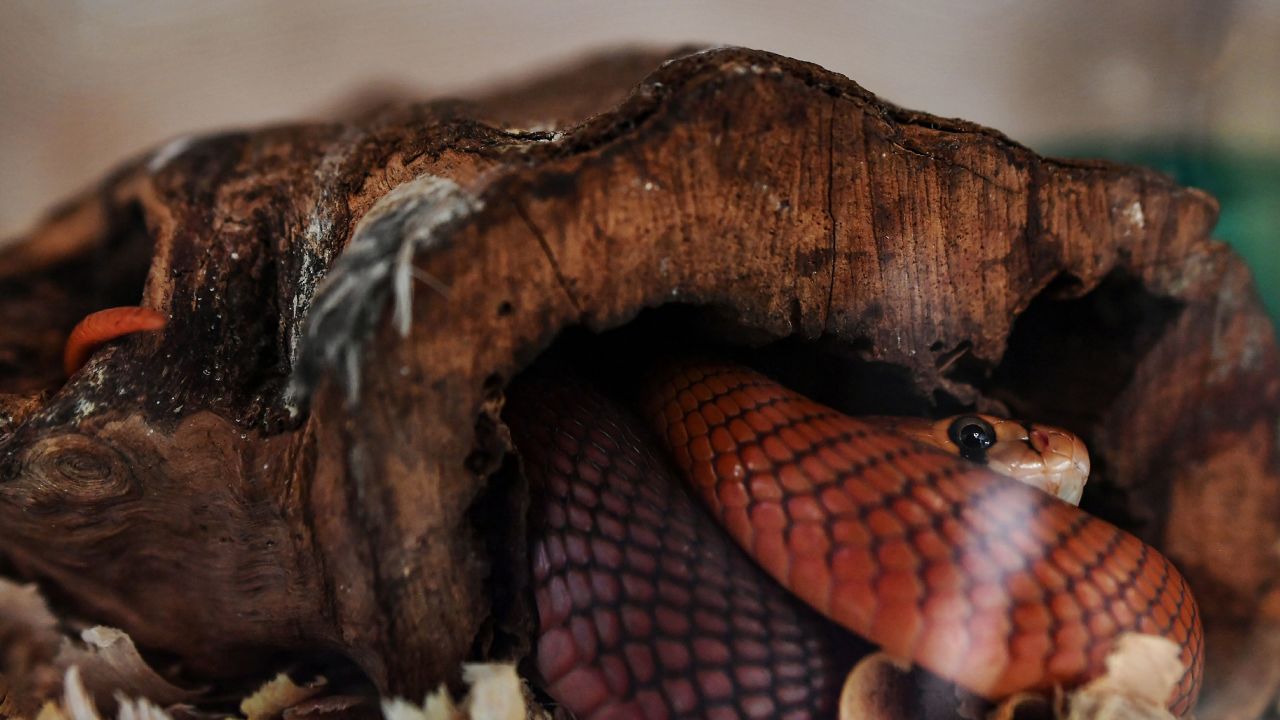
[62,309,1203,719]
[506,361,1202,719]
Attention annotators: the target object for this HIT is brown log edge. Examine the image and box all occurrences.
[0,47,1276,714]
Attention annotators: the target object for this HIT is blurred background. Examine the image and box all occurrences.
[2,0,1276,319]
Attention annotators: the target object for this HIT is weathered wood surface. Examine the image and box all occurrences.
[0,47,1276,714]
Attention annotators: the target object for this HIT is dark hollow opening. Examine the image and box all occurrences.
[514,303,957,420]
[0,201,156,396]
[982,269,1183,532]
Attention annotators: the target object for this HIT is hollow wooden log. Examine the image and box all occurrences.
[0,47,1275,712]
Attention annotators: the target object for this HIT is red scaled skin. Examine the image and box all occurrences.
[508,361,1204,718]
[643,361,1203,714]
[63,306,166,376]
[508,376,866,720]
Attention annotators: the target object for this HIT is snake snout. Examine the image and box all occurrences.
[1029,428,1051,453]
[974,419,1090,506]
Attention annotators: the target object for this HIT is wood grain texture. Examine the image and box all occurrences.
[0,47,1274,712]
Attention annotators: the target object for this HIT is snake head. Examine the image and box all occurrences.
[868,413,1091,505]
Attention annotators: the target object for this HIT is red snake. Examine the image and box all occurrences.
[63,310,1204,718]
[507,363,1202,719]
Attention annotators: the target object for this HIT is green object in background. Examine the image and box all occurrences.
[1048,140,1280,327]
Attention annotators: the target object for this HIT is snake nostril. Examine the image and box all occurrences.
[1029,429,1051,453]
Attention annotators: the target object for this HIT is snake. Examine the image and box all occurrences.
[61,308,1204,719]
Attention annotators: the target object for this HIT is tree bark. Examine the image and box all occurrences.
[0,47,1275,710]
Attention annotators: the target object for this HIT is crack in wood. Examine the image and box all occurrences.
[824,96,838,333]
[512,199,583,315]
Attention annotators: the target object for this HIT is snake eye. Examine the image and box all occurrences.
[947,415,996,462]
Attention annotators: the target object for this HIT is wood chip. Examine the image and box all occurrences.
[239,675,326,720]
